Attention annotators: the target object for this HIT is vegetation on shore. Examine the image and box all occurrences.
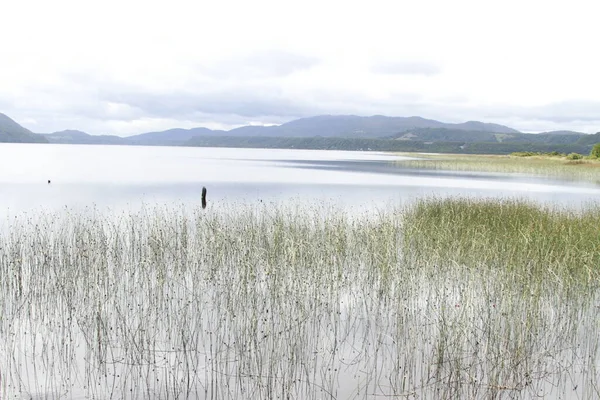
[184,135,600,155]
[511,145,600,160]
[591,142,600,158]
[404,197,600,282]
[1,199,598,398]
[395,151,600,184]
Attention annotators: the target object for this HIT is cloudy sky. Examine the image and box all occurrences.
[1,0,599,135]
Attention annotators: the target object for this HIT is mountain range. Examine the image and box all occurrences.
[0,113,48,143]
[1,112,598,154]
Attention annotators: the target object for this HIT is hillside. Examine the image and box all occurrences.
[120,115,520,145]
[391,128,599,146]
[185,135,598,155]
[392,128,498,142]
[0,113,47,143]
[43,130,124,144]
[224,115,519,138]
[1,112,599,155]
[124,127,225,145]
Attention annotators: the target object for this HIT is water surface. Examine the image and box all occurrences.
[0,144,598,214]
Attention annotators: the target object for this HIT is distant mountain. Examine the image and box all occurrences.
[185,135,598,155]
[541,130,584,135]
[124,115,519,145]
[0,113,47,143]
[226,115,519,138]
[392,128,498,142]
[497,132,592,145]
[390,127,599,147]
[0,113,525,146]
[1,112,598,156]
[49,129,90,139]
[575,132,600,145]
[453,120,520,134]
[43,130,124,144]
[124,127,225,145]
[225,125,280,136]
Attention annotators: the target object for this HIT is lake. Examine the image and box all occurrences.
[1,143,599,214]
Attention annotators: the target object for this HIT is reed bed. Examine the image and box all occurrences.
[395,153,600,184]
[0,199,598,399]
[404,197,600,284]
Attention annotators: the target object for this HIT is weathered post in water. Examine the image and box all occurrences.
[201,186,207,209]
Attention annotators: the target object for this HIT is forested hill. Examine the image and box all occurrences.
[1,112,599,154]
[186,134,600,155]
[0,113,47,143]
[124,115,519,142]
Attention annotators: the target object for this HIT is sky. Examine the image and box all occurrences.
[1,0,599,136]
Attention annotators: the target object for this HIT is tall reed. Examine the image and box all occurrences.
[0,200,597,399]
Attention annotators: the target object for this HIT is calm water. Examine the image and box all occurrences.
[0,143,599,214]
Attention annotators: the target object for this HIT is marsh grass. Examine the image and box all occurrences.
[403,197,600,284]
[396,153,600,184]
[0,200,598,399]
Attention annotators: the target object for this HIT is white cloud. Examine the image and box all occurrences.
[0,0,599,135]
[372,61,441,76]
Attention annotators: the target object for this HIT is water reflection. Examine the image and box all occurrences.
[0,144,598,214]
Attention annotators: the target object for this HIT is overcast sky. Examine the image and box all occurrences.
[1,0,599,136]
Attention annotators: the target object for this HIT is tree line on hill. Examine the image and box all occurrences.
[1,112,599,155]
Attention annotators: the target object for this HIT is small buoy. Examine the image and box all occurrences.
[201,186,207,209]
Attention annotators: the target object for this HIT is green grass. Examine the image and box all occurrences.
[403,197,600,284]
[0,200,598,399]
[396,153,600,184]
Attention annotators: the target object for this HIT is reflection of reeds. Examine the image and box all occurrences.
[0,200,598,399]
[395,153,600,184]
